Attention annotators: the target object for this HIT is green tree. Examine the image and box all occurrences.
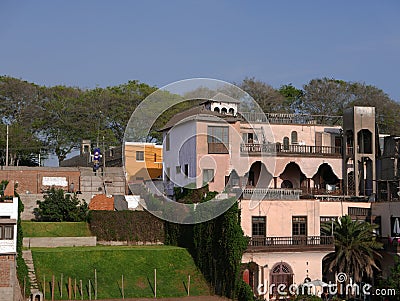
[35,85,87,163]
[104,80,157,143]
[238,77,288,113]
[298,78,351,121]
[278,83,303,111]
[322,215,382,282]
[33,188,89,222]
[0,76,44,165]
[298,78,400,133]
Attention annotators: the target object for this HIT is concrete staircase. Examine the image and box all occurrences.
[22,250,40,294]
[19,194,44,220]
[79,167,125,202]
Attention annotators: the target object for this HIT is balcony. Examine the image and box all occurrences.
[240,143,342,158]
[242,188,301,200]
[247,236,335,253]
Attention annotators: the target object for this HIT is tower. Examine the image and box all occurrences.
[343,107,376,196]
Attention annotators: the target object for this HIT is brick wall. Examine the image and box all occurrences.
[1,166,127,220]
[0,167,80,195]
[0,255,14,287]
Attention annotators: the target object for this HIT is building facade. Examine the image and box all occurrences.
[0,182,19,301]
[160,98,399,298]
[124,142,163,183]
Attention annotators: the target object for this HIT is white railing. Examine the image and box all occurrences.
[242,188,302,200]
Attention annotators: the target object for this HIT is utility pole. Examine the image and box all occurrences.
[5,124,9,167]
[103,135,106,172]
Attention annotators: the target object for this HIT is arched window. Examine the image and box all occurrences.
[228,108,235,115]
[291,131,298,144]
[283,137,289,150]
[214,107,220,113]
[221,107,227,114]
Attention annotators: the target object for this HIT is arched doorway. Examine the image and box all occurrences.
[312,163,340,194]
[279,162,306,189]
[270,262,294,296]
[243,262,259,295]
[247,161,273,188]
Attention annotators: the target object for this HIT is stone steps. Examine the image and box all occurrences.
[22,250,39,292]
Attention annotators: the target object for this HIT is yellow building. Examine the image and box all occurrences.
[124,142,163,183]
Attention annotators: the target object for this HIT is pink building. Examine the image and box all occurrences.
[161,99,395,298]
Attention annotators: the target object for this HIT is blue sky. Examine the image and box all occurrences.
[1,0,400,102]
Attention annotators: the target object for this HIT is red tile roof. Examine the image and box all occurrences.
[89,194,114,211]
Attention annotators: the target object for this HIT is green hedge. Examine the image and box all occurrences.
[89,210,164,243]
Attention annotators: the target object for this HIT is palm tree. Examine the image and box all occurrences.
[322,215,382,282]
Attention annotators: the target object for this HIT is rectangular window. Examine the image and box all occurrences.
[165,132,170,151]
[252,216,266,237]
[320,216,336,236]
[4,226,13,239]
[0,225,14,240]
[176,166,181,174]
[203,169,214,183]
[136,151,144,161]
[184,164,189,177]
[208,126,229,154]
[292,216,307,236]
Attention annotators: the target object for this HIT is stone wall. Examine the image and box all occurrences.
[23,237,97,248]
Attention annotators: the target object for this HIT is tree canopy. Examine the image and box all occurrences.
[1,75,399,165]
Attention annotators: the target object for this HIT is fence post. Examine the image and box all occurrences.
[188,275,190,296]
[154,269,157,298]
[122,274,124,300]
[95,269,97,300]
[51,275,55,301]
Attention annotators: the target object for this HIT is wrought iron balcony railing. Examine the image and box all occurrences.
[240,143,342,157]
[248,236,335,252]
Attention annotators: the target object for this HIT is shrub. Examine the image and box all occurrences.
[33,188,89,222]
[89,210,164,243]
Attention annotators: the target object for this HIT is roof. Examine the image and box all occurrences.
[200,92,240,104]
[159,104,239,131]
[89,194,114,211]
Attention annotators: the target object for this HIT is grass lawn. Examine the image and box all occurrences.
[32,245,210,300]
[22,221,92,237]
